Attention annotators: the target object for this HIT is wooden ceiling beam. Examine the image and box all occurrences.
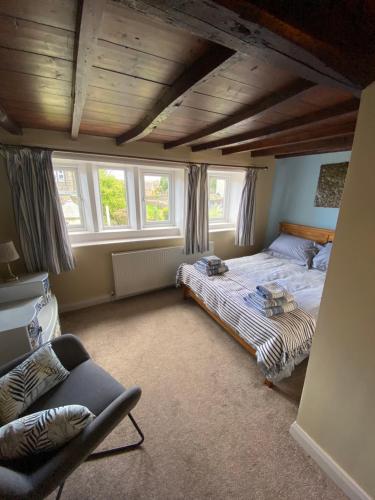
[116,47,239,145]
[163,79,315,149]
[114,0,362,95]
[276,148,352,159]
[223,121,356,155]
[215,99,359,154]
[251,135,354,158]
[0,104,22,135]
[71,0,106,139]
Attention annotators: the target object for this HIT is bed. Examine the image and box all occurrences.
[177,222,335,387]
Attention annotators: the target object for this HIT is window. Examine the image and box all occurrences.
[98,168,129,228]
[53,156,182,245]
[53,168,85,230]
[141,172,172,225]
[52,155,243,245]
[208,175,229,222]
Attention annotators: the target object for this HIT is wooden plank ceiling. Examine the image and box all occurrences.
[0,0,369,158]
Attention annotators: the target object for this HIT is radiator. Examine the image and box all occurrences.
[112,242,214,298]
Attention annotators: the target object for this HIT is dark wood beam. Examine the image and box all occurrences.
[223,121,356,155]
[276,148,352,159]
[0,104,22,135]
[71,0,106,138]
[163,79,315,149]
[212,99,359,154]
[114,0,362,94]
[251,135,354,158]
[116,47,239,145]
[215,0,375,89]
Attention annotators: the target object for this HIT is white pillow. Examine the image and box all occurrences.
[0,405,95,460]
[267,233,317,267]
[0,343,70,425]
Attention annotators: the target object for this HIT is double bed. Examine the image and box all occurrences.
[177,222,335,386]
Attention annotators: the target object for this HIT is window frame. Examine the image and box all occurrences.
[139,169,175,228]
[208,173,231,224]
[94,164,132,231]
[53,165,87,233]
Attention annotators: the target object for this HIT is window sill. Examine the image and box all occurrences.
[209,222,236,233]
[70,227,182,248]
[71,234,184,248]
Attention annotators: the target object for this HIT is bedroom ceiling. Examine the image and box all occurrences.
[0,0,369,158]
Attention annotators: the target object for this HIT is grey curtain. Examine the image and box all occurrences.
[3,146,75,274]
[235,168,258,246]
[184,163,209,254]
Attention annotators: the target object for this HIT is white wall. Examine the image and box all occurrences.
[294,82,375,497]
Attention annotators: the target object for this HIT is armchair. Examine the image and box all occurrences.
[0,334,144,499]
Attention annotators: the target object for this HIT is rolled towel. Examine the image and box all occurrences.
[256,281,288,299]
[246,291,294,309]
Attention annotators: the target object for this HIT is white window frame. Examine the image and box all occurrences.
[139,169,175,228]
[53,165,87,233]
[208,173,231,224]
[94,165,132,231]
[52,154,182,246]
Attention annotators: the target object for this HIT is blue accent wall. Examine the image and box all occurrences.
[266,151,351,244]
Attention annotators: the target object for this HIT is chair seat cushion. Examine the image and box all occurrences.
[0,405,95,460]
[23,359,125,417]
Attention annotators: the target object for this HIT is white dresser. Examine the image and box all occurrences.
[0,273,60,366]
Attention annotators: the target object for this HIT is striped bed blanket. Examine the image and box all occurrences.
[176,252,325,382]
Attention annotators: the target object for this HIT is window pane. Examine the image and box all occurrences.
[98,168,128,227]
[209,177,226,219]
[144,174,170,223]
[54,169,83,227]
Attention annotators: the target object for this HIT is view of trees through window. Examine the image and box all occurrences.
[144,174,170,223]
[98,168,128,226]
[209,176,226,219]
[54,169,83,227]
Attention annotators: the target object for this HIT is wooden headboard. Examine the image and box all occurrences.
[280,222,335,244]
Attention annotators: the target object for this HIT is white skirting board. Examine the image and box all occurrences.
[59,294,112,313]
[290,422,372,500]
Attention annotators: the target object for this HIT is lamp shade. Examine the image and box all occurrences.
[0,241,20,263]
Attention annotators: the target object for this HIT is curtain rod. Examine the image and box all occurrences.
[1,143,268,171]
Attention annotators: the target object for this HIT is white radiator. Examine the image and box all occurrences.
[112,243,214,298]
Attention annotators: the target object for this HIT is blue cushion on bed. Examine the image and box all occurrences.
[267,233,317,267]
[312,242,332,271]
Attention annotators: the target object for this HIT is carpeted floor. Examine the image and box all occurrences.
[55,287,345,500]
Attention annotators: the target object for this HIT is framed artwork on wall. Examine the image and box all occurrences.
[314,162,349,208]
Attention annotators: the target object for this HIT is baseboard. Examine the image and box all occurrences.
[59,294,113,313]
[290,422,371,500]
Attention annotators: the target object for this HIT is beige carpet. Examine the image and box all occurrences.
[55,288,345,500]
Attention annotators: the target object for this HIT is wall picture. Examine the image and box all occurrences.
[314,162,348,208]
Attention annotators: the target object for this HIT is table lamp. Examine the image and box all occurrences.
[0,241,20,282]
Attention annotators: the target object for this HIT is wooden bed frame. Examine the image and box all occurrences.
[182,222,335,388]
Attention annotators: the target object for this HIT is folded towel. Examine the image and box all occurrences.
[246,291,294,309]
[256,282,288,299]
[194,261,228,276]
[201,255,222,267]
[244,296,298,317]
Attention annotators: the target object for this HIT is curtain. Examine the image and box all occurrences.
[235,168,258,246]
[3,146,75,274]
[184,163,209,254]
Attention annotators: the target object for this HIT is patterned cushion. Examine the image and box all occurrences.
[0,405,95,460]
[0,343,70,425]
[312,242,333,271]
